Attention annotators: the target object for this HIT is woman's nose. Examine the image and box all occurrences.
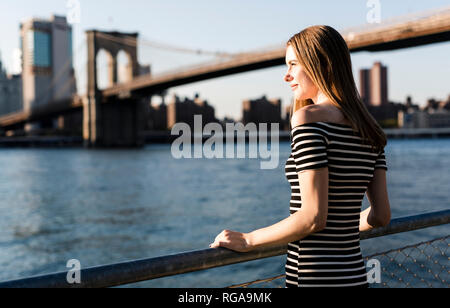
[284,73,293,83]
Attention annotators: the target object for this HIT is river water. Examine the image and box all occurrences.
[0,138,449,287]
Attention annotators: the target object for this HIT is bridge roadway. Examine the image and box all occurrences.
[103,9,450,97]
[1,8,449,129]
[0,96,83,129]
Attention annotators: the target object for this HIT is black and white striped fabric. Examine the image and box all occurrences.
[284,122,388,288]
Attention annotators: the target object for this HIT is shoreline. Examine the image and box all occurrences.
[1,128,450,148]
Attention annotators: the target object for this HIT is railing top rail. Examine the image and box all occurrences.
[0,209,449,288]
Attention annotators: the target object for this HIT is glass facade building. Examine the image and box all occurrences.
[20,15,76,113]
[27,30,52,68]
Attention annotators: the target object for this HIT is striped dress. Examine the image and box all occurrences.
[284,122,388,288]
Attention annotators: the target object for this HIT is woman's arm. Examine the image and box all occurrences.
[210,168,329,252]
[360,169,391,232]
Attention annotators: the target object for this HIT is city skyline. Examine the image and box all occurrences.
[0,1,449,120]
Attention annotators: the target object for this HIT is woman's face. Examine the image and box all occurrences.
[284,45,318,101]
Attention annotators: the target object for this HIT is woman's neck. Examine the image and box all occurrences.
[311,91,333,105]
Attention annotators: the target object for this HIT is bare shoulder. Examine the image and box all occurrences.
[291,105,323,128]
[291,103,350,128]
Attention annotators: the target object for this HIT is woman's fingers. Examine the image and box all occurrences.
[209,230,250,252]
[210,230,228,248]
[209,241,223,249]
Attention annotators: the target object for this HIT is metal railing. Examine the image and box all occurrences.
[0,209,449,288]
[227,235,449,288]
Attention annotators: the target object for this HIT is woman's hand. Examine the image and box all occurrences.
[209,230,253,253]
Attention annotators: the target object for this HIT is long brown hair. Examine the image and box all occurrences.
[287,25,387,152]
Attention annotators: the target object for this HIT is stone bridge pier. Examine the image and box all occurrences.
[84,30,146,147]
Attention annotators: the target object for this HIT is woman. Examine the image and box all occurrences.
[210,25,391,288]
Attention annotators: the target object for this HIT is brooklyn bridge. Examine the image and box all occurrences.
[1,7,449,147]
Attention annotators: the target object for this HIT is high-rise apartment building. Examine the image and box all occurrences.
[242,95,282,128]
[360,62,388,107]
[359,69,371,106]
[0,54,23,116]
[20,15,76,113]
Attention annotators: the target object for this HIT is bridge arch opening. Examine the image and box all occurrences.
[96,49,113,90]
[117,50,132,84]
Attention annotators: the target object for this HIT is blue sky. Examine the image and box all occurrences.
[0,0,449,120]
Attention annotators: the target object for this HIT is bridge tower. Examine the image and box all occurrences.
[84,30,145,147]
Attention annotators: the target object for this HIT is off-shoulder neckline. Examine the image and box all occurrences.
[291,121,353,130]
